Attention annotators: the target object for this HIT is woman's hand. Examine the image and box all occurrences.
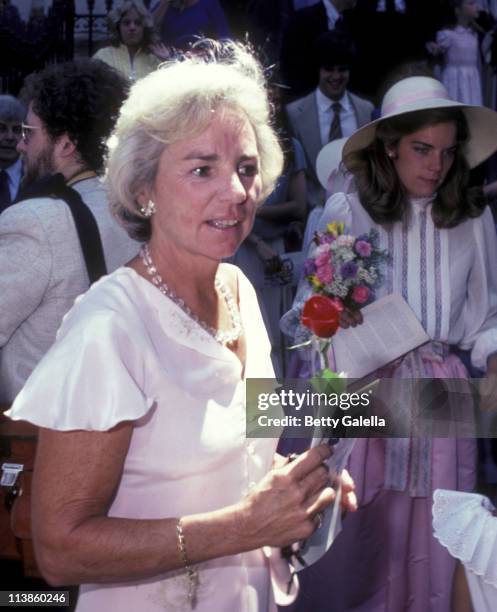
[426,41,442,56]
[479,353,497,410]
[333,468,357,513]
[338,308,363,329]
[150,42,173,60]
[239,445,335,548]
[254,239,283,276]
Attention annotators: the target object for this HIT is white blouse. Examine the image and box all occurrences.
[7,266,293,612]
[310,192,497,370]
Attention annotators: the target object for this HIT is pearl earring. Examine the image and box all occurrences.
[140,200,156,218]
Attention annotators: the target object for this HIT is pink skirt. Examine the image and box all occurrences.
[288,343,477,612]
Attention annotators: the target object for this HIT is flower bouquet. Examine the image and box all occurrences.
[299,221,388,380]
[303,221,386,312]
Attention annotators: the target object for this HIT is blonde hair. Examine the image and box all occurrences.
[106,40,284,240]
[107,0,155,48]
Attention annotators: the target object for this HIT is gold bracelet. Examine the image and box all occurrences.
[176,519,199,609]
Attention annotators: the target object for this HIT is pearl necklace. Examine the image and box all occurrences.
[140,244,243,346]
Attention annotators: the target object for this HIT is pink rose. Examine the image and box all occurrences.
[316,264,334,284]
[355,240,372,257]
[352,285,370,304]
[315,251,331,267]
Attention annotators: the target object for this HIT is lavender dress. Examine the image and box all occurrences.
[436,26,483,105]
[283,192,497,612]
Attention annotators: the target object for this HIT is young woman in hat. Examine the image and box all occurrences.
[288,76,497,611]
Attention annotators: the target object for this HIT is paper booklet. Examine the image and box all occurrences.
[293,437,356,568]
[292,295,429,569]
[332,293,430,380]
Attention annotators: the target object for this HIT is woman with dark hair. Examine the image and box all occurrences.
[94,0,170,81]
[284,76,497,611]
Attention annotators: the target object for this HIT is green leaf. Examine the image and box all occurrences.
[310,369,346,395]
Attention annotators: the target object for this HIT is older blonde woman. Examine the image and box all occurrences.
[6,42,353,611]
[93,0,170,81]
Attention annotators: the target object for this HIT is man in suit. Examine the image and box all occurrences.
[0,60,138,402]
[0,95,25,213]
[280,0,358,97]
[286,30,373,210]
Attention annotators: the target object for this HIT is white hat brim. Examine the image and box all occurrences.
[343,100,497,170]
[316,136,348,189]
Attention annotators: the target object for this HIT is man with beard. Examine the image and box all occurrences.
[0,95,25,212]
[0,59,138,403]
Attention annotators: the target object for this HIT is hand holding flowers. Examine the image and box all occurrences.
[303,222,387,313]
[298,221,388,376]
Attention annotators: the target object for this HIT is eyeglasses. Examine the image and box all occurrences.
[21,123,40,143]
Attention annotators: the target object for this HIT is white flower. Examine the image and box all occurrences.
[337,235,355,247]
[314,243,331,256]
[357,268,377,284]
[329,279,349,298]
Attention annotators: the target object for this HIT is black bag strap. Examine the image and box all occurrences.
[16,173,107,283]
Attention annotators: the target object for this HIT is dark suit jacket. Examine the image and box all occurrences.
[286,89,374,209]
[279,2,356,99]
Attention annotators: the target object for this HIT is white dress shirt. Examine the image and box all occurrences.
[316,88,359,146]
[322,0,341,29]
[3,156,22,202]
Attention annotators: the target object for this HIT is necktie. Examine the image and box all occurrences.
[0,170,12,213]
[385,0,396,13]
[328,102,343,142]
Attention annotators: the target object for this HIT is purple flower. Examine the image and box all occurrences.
[321,233,336,244]
[355,240,372,257]
[340,261,358,279]
[303,259,316,276]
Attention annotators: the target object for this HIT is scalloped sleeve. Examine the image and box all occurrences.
[6,309,155,431]
[433,489,497,591]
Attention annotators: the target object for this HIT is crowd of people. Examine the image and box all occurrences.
[2,1,497,611]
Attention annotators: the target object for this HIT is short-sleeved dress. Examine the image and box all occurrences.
[7,265,293,612]
[436,26,483,105]
[282,192,497,611]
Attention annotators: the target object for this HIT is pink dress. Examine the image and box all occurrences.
[8,266,294,612]
[436,26,483,105]
[282,192,497,611]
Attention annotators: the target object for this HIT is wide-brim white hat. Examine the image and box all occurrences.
[316,136,348,189]
[342,77,497,169]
